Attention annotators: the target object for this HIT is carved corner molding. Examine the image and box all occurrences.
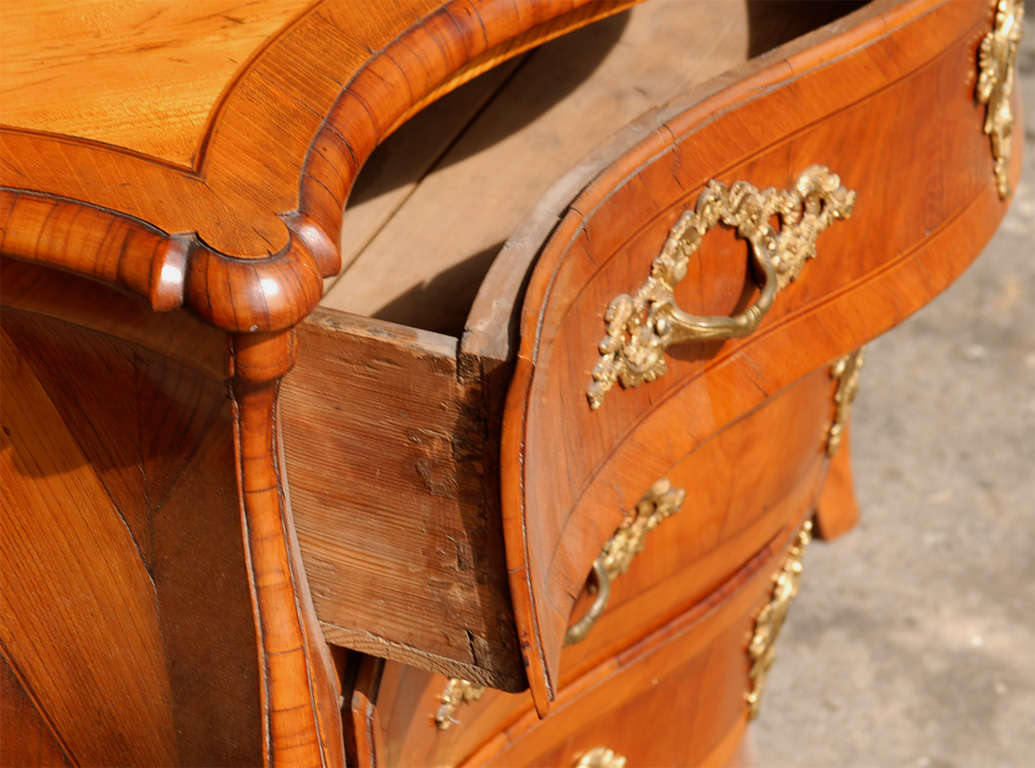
[827,347,866,457]
[434,678,485,730]
[588,166,855,409]
[746,520,813,720]
[977,0,1024,199]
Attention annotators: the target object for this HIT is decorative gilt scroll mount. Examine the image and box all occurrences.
[573,746,628,768]
[977,0,1024,199]
[746,520,812,719]
[434,678,485,730]
[827,347,865,457]
[588,166,856,409]
[564,479,686,645]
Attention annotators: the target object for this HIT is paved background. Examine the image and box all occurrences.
[755,5,1035,766]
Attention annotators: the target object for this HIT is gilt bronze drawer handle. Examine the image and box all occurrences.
[977,0,1024,199]
[588,167,856,409]
[746,520,813,719]
[563,558,612,646]
[434,677,485,730]
[827,347,865,457]
[564,480,685,645]
[573,746,628,768]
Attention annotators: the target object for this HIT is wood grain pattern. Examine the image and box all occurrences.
[297,0,635,271]
[554,368,834,689]
[282,313,833,691]
[0,258,228,380]
[0,0,313,166]
[328,58,522,295]
[326,0,868,334]
[343,654,386,768]
[231,330,346,767]
[499,0,1022,712]
[0,0,640,334]
[324,0,754,333]
[1,1,1022,764]
[1,323,178,768]
[3,6,654,764]
[356,367,835,767]
[364,519,808,768]
[0,306,263,765]
[462,0,874,364]
[0,650,72,766]
[0,244,344,768]
[2,310,227,565]
[813,417,861,540]
[281,309,523,689]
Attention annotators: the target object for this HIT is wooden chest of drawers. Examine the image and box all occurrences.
[0,0,1023,765]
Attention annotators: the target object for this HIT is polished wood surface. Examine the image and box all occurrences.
[1,295,262,765]
[351,519,804,767]
[814,418,861,540]
[1,0,637,268]
[499,0,1022,712]
[0,0,1022,764]
[0,258,227,380]
[2,3,646,764]
[233,330,347,766]
[553,370,833,689]
[0,650,72,766]
[1,0,313,166]
[281,0,866,691]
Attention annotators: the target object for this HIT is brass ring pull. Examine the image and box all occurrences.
[654,228,779,346]
[573,746,628,768]
[563,558,611,646]
[563,480,685,646]
[587,166,856,409]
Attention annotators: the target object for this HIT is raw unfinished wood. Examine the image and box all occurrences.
[282,308,523,689]
[328,58,522,287]
[324,0,754,333]
[325,1,868,336]
[1,1,1023,765]
[288,0,859,689]
[347,367,837,767]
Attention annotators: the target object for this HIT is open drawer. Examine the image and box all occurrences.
[278,0,1020,701]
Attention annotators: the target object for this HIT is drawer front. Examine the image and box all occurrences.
[364,365,834,765]
[500,0,1012,711]
[370,522,810,767]
[554,365,834,687]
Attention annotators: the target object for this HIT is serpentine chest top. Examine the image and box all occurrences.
[0,0,1023,766]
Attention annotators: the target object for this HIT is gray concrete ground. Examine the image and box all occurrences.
[754,7,1035,767]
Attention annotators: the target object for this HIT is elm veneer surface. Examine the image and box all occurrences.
[0,0,1023,765]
